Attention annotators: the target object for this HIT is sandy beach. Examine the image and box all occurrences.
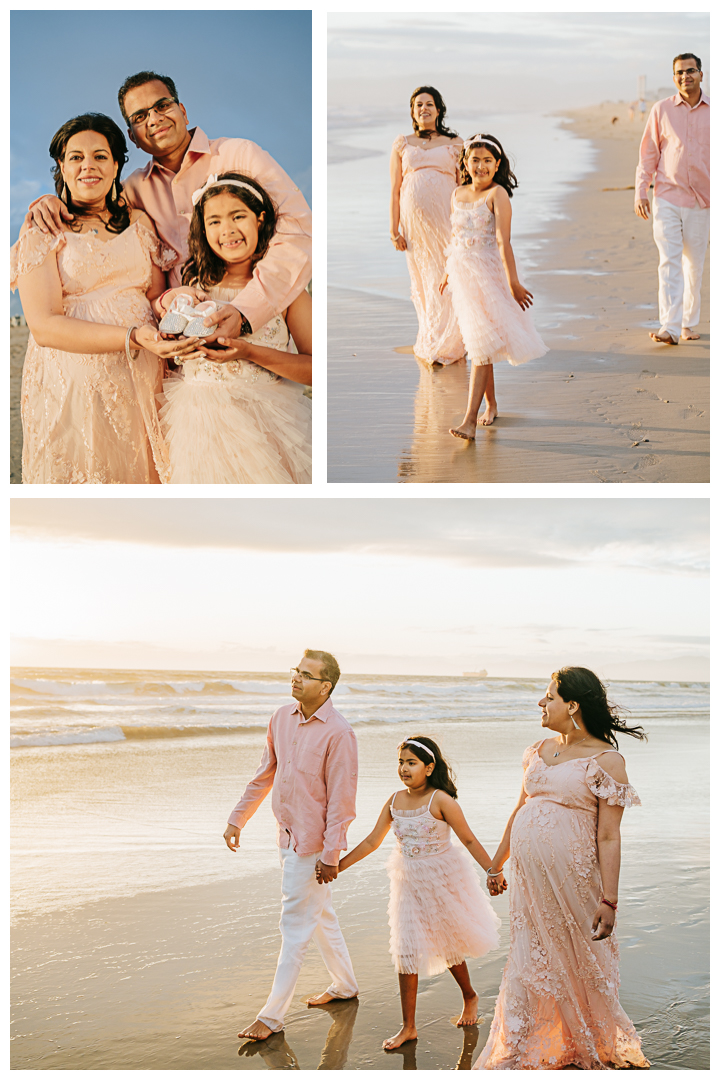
[328,104,709,484]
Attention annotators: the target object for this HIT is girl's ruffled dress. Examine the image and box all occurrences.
[445,191,548,368]
[387,790,500,977]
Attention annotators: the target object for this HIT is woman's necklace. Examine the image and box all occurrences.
[81,211,111,235]
[553,735,589,758]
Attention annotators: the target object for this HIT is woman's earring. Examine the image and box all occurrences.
[111,180,118,202]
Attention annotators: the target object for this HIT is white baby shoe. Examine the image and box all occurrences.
[159,295,219,337]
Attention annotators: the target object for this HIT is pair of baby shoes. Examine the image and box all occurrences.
[158,294,219,338]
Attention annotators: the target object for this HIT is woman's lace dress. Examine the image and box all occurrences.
[11,223,174,484]
[393,136,466,366]
[387,790,500,978]
[474,742,650,1070]
[445,191,548,367]
[158,285,311,484]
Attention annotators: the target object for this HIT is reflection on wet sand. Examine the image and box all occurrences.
[238,996,359,1071]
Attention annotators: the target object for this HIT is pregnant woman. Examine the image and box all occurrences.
[389,86,465,366]
[477,667,651,1070]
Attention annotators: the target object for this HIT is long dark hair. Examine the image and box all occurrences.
[553,667,647,750]
[50,113,131,234]
[460,133,518,198]
[409,86,458,140]
[181,172,277,288]
[399,736,458,798]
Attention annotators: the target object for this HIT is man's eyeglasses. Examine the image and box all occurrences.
[675,68,700,77]
[128,98,177,128]
[290,667,328,683]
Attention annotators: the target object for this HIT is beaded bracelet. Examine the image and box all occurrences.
[486,867,503,877]
[601,897,618,911]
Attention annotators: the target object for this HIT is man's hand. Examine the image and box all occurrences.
[634,198,650,220]
[224,825,241,852]
[315,860,338,884]
[25,195,74,236]
[201,304,247,343]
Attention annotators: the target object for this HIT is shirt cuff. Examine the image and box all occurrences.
[321,848,341,867]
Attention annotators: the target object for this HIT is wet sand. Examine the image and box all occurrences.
[10,326,27,483]
[328,106,709,484]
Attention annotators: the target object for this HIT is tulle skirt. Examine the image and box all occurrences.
[387,844,501,978]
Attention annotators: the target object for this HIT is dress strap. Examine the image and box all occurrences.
[390,791,399,809]
[426,789,438,811]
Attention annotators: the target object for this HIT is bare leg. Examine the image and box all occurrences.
[479,366,498,426]
[448,961,479,1026]
[450,363,492,440]
[382,973,419,1049]
[238,1019,275,1041]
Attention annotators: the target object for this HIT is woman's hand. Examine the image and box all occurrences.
[487,870,507,896]
[591,902,616,941]
[391,233,407,252]
[511,281,534,310]
[439,274,449,295]
[132,324,200,360]
[200,337,252,364]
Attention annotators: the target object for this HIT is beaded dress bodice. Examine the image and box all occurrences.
[391,790,452,859]
[449,193,497,251]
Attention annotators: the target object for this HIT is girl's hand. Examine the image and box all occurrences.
[391,233,407,252]
[156,285,210,314]
[591,902,616,941]
[487,870,507,895]
[133,324,200,360]
[201,337,252,363]
[439,274,449,295]
[511,281,534,310]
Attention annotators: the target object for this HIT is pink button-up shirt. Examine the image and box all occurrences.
[122,128,312,329]
[635,92,710,208]
[228,698,358,866]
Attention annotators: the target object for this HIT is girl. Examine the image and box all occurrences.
[333,736,501,1051]
[440,134,548,440]
[157,171,311,484]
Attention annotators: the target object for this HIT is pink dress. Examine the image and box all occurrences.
[387,790,500,978]
[445,190,548,367]
[474,742,650,1070]
[393,136,466,365]
[11,223,174,484]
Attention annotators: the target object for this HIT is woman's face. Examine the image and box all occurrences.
[466,147,499,186]
[413,93,439,130]
[61,131,118,207]
[398,747,433,790]
[202,192,264,268]
[538,680,576,732]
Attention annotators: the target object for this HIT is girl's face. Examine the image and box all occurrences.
[538,680,577,733]
[466,146,500,189]
[398,747,434,790]
[413,93,439,130]
[202,192,264,267]
[61,131,118,207]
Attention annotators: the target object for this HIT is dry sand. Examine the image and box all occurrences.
[10,326,28,484]
[328,103,709,484]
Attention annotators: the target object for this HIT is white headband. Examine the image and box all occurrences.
[399,739,436,760]
[463,135,502,154]
[191,174,261,207]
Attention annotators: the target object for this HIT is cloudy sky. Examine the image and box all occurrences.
[11,498,709,680]
[328,12,710,118]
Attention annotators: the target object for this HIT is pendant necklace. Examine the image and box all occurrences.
[553,735,588,758]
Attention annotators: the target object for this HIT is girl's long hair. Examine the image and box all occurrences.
[181,172,277,288]
[50,113,131,234]
[409,86,458,140]
[553,667,648,750]
[460,134,518,198]
[399,736,458,798]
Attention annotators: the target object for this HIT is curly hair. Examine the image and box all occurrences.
[50,113,131,235]
[552,667,647,750]
[398,736,458,798]
[459,134,518,198]
[409,86,458,140]
[181,172,277,289]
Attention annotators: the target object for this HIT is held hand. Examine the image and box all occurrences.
[511,281,534,310]
[223,825,241,852]
[25,195,73,236]
[439,274,449,296]
[487,871,507,896]
[591,902,616,941]
[391,233,407,252]
[133,324,200,359]
[201,303,245,343]
[634,198,651,221]
[315,860,338,884]
[200,337,252,363]
[157,285,210,314]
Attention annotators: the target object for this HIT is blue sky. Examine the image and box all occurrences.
[10,9,311,245]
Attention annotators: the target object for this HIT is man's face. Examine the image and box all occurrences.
[124,79,189,157]
[673,58,703,96]
[291,658,330,705]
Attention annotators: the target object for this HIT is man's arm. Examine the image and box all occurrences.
[318,729,359,876]
[223,721,277,851]
[635,105,661,219]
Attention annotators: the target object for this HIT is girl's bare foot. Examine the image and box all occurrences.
[383,1025,418,1050]
[449,421,477,440]
[682,327,700,340]
[479,404,498,426]
[457,991,479,1026]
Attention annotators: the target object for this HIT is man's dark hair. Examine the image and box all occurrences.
[303,649,341,693]
[118,71,180,123]
[673,53,702,72]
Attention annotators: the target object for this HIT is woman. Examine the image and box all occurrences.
[390,86,465,366]
[476,667,650,1070]
[11,113,197,483]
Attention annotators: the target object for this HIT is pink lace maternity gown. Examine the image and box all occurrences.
[393,136,466,366]
[474,741,650,1070]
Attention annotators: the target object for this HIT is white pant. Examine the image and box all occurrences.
[256,848,358,1032]
[652,196,710,339]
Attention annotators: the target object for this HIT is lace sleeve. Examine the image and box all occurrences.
[10,228,65,291]
[585,760,641,807]
[522,741,543,770]
[135,221,179,271]
[391,134,407,156]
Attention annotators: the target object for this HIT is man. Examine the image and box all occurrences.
[27,70,311,341]
[223,650,359,1041]
[634,53,709,345]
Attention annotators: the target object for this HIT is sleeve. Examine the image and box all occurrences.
[635,105,661,202]
[10,228,65,292]
[321,728,358,865]
[219,140,312,330]
[391,134,407,156]
[226,717,278,828]
[135,222,179,272]
[585,759,641,807]
[521,741,543,770]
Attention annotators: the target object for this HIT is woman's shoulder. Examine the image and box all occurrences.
[587,748,628,784]
[130,208,157,234]
[392,134,409,153]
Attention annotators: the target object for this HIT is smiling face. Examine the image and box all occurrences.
[60,131,118,208]
[466,146,500,189]
[673,57,703,97]
[202,192,263,270]
[398,746,434,791]
[538,680,579,733]
[412,93,439,131]
[124,78,188,158]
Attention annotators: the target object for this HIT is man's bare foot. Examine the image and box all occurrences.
[681,328,700,340]
[306,990,357,1006]
[649,330,678,345]
[383,1025,418,1050]
[479,404,498,426]
[449,422,476,440]
[457,992,479,1026]
[238,1019,274,1041]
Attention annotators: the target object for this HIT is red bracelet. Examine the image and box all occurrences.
[601,897,618,911]
[157,289,173,312]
